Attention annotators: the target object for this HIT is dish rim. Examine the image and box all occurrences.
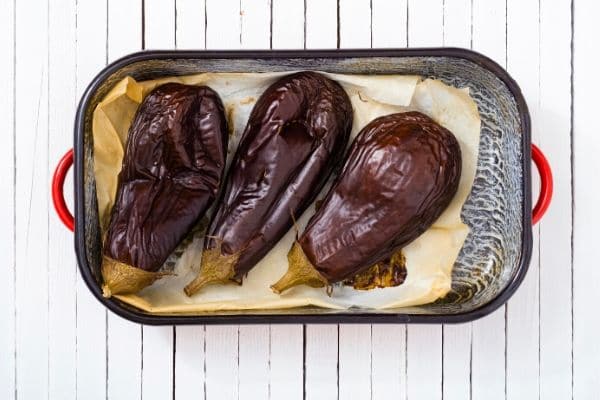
[73,48,532,325]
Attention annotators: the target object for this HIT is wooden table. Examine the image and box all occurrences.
[1,0,592,399]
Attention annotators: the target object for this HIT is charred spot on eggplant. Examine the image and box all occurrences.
[184,71,353,296]
[101,82,228,297]
[272,111,462,294]
[343,250,407,290]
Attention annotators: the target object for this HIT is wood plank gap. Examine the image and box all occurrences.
[469,327,473,400]
[174,0,177,48]
[504,0,508,68]
[302,325,306,400]
[505,304,508,399]
[268,325,272,400]
[405,0,409,46]
[441,324,445,400]
[103,9,108,395]
[237,326,241,399]
[504,5,508,398]
[140,326,144,400]
[303,0,307,49]
[369,325,373,400]
[538,0,543,392]
[13,0,17,390]
[269,0,273,49]
[569,0,574,397]
[369,0,372,48]
[470,0,473,49]
[336,0,340,48]
[105,313,108,400]
[203,325,207,400]
[46,0,50,395]
[337,325,340,400]
[141,0,145,49]
[172,326,176,400]
[73,1,78,395]
[442,0,445,46]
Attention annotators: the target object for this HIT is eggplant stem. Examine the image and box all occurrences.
[271,241,327,294]
[101,257,172,298]
[184,247,239,297]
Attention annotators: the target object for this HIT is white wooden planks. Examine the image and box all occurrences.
[441,4,473,400]
[141,327,175,400]
[370,3,409,399]
[506,0,541,398]
[337,2,374,399]
[172,2,208,399]
[573,0,600,398]
[268,2,307,398]
[204,325,239,400]
[304,325,339,400]
[75,1,109,397]
[238,326,270,400]
[470,2,508,399]
[339,0,371,48]
[408,0,443,47]
[144,0,176,49]
[237,4,273,396]
[539,0,573,398]
[371,0,407,48]
[338,325,372,400]
[305,0,337,49]
[371,325,407,400]
[0,0,15,396]
[302,1,339,397]
[272,0,305,49]
[269,325,303,400]
[442,324,471,400]
[443,0,472,48]
[0,1,582,399]
[48,0,77,398]
[106,2,143,400]
[14,0,50,397]
[108,0,143,60]
[205,0,240,50]
[406,1,444,399]
[175,0,206,50]
[202,3,241,399]
[141,2,176,399]
[240,0,270,50]
[174,326,206,400]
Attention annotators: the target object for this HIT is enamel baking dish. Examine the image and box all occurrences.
[51,49,553,324]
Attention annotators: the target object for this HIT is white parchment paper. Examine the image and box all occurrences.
[92,72,480,313]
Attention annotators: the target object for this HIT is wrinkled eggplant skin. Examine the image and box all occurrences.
[206,71,353,280]
[299,111,462,283]
[104,82,228,272]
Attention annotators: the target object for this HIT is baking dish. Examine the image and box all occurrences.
[51,49,552,324]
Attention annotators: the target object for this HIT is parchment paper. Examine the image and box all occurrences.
[92,72,480,313]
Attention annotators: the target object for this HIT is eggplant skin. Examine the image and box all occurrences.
[202,71,353,282]
[103,82,228,273]
[299,111,462,283]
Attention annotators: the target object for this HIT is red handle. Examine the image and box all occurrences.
[531,144,553,225]
[52,149,75,232]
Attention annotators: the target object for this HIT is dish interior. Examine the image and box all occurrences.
[78,52,528,318]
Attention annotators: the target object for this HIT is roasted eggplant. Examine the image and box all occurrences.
[101,83,228,297]
[272,111,461,293]
[184,72,353,296]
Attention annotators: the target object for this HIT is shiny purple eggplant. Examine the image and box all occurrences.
[184,72,353,296]
[101,83,228,297]
[272,111,462,293]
